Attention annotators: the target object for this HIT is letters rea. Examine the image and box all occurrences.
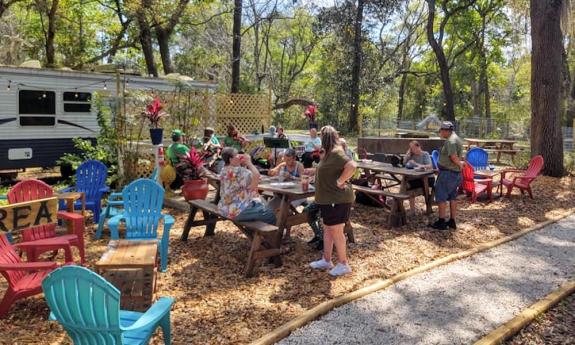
[0,200,54,232]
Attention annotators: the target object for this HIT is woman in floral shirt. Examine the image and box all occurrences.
[217,147,276,224]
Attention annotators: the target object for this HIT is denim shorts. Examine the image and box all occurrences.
[235,200,277,225]
[434,170,462,202]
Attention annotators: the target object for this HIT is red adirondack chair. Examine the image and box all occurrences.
[0,234,70,318]
[498,155,544,198]
[460,163,493,203]
[7,180,85,264]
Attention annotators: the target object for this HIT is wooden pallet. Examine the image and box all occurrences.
[102,268,156,312]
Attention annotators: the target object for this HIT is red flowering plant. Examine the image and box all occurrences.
[175,147,206,180]
[304,104,318,128]
[142,97,168,128]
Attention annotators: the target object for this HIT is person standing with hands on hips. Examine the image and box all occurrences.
[305,126,357,277]
[430,121,464,230]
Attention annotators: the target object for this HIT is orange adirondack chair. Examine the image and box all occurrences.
[7,180,85,264]
[0,234,70,318]
[460,163,493,203]
[498,155,544,198]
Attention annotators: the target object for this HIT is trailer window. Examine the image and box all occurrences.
[19,90,56,115]
[63,92,92,113]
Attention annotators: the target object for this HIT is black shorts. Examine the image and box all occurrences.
[319,203,352,226]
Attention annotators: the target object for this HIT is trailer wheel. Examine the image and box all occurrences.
[60,164,74,179]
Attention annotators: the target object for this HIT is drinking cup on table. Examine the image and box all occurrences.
[301,175,310,191]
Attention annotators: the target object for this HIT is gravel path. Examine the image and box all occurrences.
[279,215,575,345]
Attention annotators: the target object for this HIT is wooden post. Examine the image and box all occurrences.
[115,69,125,186]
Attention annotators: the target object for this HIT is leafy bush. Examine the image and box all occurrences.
[57,98,119,187]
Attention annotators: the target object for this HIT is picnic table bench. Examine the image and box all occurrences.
[465,138,520,164]
[352,185,410,227]
[181,199,283,277]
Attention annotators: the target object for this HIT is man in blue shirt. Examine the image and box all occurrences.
[302,128,322,168]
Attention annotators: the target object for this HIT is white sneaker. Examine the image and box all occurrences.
[309,258,334,270]
[329,263,352,277]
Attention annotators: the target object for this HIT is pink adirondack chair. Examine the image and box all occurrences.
[460,163,493,203]
[498,155,544,198]
[7,180,85,264]
[0,234,71,318]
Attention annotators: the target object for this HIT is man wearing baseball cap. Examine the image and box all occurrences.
[430,121,464,230]
[166,129,190,189]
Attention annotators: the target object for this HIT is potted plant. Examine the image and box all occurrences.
[176,147,209,200]
[304,104,318,129]
[143,97,168,145]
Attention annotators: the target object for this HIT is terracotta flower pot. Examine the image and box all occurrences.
[182,178,209,201]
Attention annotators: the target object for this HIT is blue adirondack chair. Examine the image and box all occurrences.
[96,168,159,240]
[42,266,174,345]
[108,179,173,272]
[466,147,489,171]
[60,160,109,223]
[431,150,440,170]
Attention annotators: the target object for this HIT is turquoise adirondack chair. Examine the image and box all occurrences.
[108,179,173,272]
[96,169,159,240]
[42,266,174,345]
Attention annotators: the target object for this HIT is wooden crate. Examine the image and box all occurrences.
[102,268,156,312]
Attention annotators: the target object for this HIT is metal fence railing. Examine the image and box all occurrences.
[362,117,574,152]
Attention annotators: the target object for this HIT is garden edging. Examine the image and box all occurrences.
[473,280,575,345]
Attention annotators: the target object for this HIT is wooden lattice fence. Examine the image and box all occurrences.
[207,93,271,136]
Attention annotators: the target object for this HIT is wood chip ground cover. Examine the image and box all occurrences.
[505,293,575,345]
[0,176,573,345]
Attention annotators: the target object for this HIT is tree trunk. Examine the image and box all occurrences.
[136,8,158,77]
[397,71,408,123]
[426,0,456,122]
[530,0,564,177]
[349,0,364,133]
[231,0,242,93]
[45,0,59,67]
[156,28,173,74]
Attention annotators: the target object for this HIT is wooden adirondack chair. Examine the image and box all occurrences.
[460,163,493,203]
[8,179,85,264]
[498,155,544,198]
[96,168,159,240]
[60,160,109,223]
[0,233,71,318]
[42,266,174,344]
[108,179,174,272]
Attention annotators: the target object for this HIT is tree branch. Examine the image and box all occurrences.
[272,98,316,110]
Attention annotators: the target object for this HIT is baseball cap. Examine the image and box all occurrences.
[439,121,454,130]
[172,129,184,138]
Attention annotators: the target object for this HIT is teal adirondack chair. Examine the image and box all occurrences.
[96,169,159,240]
[42,266,174,345]
[108,179,173,272]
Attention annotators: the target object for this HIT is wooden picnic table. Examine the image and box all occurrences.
[95,240,158,311]
[465,138,519,163]
[258,178,316,244]
[356,160,435,215]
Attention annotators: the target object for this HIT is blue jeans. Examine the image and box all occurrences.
[235,200,277,225]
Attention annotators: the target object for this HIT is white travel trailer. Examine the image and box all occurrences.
[0,66,216,172]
